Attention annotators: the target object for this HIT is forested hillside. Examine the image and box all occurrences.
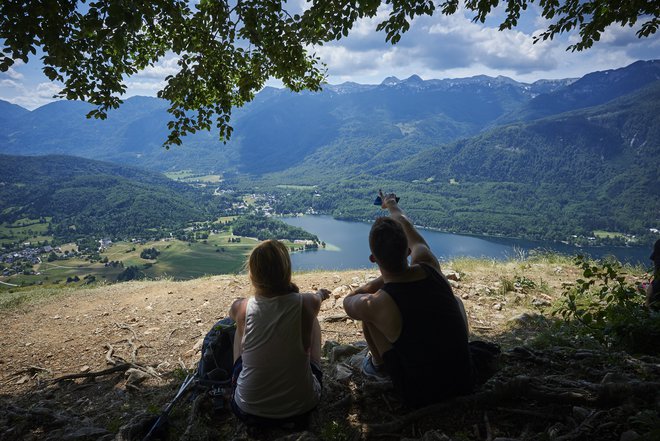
[257,80,660,243]
[0,155,220,241]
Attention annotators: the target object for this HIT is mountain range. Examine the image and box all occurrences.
[1,59,659,243]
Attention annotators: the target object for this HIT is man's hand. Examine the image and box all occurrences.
[347,276,385,298]
[379,189,399,210]
[346,286,367,298]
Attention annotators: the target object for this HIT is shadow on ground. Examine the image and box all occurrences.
[2,314,659,441]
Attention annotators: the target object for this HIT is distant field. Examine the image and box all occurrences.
[6,258,123,288]
[99,234,256,280]
[165,170,197,180]
[0,217,52,246]
[593,230,625,239]
[165,170,223,183]
[41,260,122,278]
[275,184,318,190]
[0,232,259,290]
[143,237,255,279]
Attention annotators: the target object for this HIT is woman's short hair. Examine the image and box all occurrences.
[248,239,298,294]
[369,217,408,272]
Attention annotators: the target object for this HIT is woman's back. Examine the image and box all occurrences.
[234,293,320,418]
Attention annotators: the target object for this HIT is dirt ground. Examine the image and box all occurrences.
[1,261,658,440]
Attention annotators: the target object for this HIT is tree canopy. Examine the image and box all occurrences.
[1,0,658,146]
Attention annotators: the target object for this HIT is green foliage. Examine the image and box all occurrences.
[530,0,660,51]
[116,266,144,282]
[171,367,191,382]
[140,247,160,260]
[498,277,515,295]
[553,256,660,353]
[515,275,537,291]
[0,0,324,146]
[231,214,319,242]
[1,1,655,145]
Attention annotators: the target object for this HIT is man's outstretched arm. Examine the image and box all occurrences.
[378,190,441,273]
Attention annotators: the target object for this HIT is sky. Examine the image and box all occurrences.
[1,4,659,110]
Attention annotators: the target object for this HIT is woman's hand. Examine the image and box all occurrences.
[316,288,331,302]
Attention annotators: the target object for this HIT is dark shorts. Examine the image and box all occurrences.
[230,357,323,427]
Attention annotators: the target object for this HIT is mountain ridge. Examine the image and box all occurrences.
[0,63,629,173]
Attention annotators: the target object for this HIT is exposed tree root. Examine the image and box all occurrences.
[50,364,131,383]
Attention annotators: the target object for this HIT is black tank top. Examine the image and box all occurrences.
[382,263,473,407]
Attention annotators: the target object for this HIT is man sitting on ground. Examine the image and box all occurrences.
[343,191,473,407]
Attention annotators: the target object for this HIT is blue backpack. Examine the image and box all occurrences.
[197,317,237,387]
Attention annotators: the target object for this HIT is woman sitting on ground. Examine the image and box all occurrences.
[228,239,330,427]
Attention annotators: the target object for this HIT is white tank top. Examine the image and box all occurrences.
[234,293,321,418]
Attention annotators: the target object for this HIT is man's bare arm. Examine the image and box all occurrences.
[347,276,385,298]
[379,190,440,272]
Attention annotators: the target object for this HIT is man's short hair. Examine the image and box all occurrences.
[369,217,408,272]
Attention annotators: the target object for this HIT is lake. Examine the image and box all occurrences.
[281,215,651,271]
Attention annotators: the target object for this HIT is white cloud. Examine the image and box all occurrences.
[314,11,561,83]
[134,55,181,79]
[124,80,168,95]
[0,79,21,89]
[0,8,657,105]
[35,82,62,97]
[117,54,180,97]
[310,8,658,85]
[0,80,64,109]
[1,67,24,80]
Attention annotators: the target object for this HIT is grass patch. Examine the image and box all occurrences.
[105,234,257,280]
[165,170,223,183]
[0,285,80,311]
[498,276,515,295]
[449,257,499,275]
[526,250,575,265]
[275,184,318,190]
[0,217,52,246]
[165,170,197,180]
[593,230,625,239]
[24,258,122,286]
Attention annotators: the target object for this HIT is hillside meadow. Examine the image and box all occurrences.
[1,255,658,440]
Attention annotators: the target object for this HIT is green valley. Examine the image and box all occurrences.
[0,156,325,289]
[1,61,659,290]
